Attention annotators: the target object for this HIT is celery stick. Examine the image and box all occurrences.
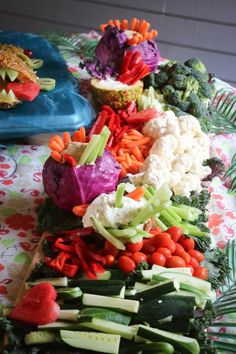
[91,216,125,250]
[144,187,153,200]
[155,184,172,203]
[79,134,100,165]
[154,217,168,231]
[160,209,181,226]
[147,185,156,195]
[165,207,182,223]
[170,205,201,221]
[109,228,137,237]
[115,183,126,208]
[180,222,207,237]
[97,126,111,157]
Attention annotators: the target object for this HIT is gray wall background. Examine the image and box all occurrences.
[0,0,235,86]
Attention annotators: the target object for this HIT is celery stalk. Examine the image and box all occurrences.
[97,126,111,157]
[91,216,125,250]
[79,134,101,164]
[115,183,126,208]
[170,205,201,221]
[165,207,182,223]
[154,217,168,231]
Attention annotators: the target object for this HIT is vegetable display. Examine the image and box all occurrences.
[0,43,55,108]
[1,17,235,354]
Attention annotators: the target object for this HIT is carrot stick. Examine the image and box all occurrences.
[125,153,132,166]
[51,135,64,148]
[126,186,145,201]
[62,132,72,147]
[127,137,152,148]
[72,204,89,217]
[134,19,140,31]
[119,167,127,178]
[139,21,150,35]
[121,19,128,30]
[78,126,86,143]
[127,34,140,46]
[130,18,138,30]
[114,19,120,28]
[50,150,63,163]
[108,19,115,26]
[48,140,64,153]
[130,129,144,137]
[132,145,144,162]
[100,24,107,32]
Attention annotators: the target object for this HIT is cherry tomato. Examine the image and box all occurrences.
[152,232,171,248]
[142,240,156,254]
[179,236,195,251]
[149,252,166,266]
[173,243,185,256]
[104,241,119,258]
[167,226,182,243]
[150,226,162,236]
[194,266,208,280]
[180,251,191,265]
[188,249,205,263]
[118,256,136,273]
[166,256,186,268]
[126,240,143,253]
[131,252,147,264]
[165,239,176,254]
[187,265,194,275]
[189,256,200,269]
[156,247,172,259]
[105,254,115,266]
[119,251,133,258]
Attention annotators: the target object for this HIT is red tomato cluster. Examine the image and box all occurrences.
[102,226,208,280]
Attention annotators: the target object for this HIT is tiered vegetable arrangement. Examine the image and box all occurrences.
[1,18,236,354]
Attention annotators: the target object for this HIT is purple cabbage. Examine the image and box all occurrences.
[43,149,121,211]
[86,25,127,79]
[129,40,160,72]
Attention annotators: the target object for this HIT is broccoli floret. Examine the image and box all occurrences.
[182,76,200,100]
[154,70,169,88]
[202,157,225,181]
[168,74,188,90]
[198,81,213,99]
[168,62,192,76]
[143,72,156,89]
[201,248,230,290]
[161,84,176,100]
[185,58,209,80]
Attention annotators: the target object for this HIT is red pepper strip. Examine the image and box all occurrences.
[101,105,115,115]
[130,51,142,67]
[119,51,134,74]
[56,227,94,239]
[126,108,158,124]
[61,263,79,277]
[90,262,105,274]
[54,237,74,253]
[74,243,97,279]
[50,252,71,271]
[107,135,114,148]
[114,114,121,130]
[108,112,115,131]
[88,111,108,140]
[44,256,52,265]
[63,154,77,167]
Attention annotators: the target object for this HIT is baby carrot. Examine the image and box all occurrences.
[51,135,64,149]
[130,18,138,30]
[72,204,89,217]
[121,19,128,30]
[48,140,64,153]
[62,132,71,147]
[132,145,144,162]
[114,19,120,28]
[50,150,62,163]
[126,186,145,201]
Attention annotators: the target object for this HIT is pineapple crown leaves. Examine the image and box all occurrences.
[223,152,236,193]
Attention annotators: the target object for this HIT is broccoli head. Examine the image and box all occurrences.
[142,72,156,89]
[185,58,209,80]
[202,157,225,181]
[183,76,200,100]
[154,70,169,88]
[198,81,214,99]
[161,84,176,100]
[168,62,192,76]
[188,91,207,118]
[168,73,188,90]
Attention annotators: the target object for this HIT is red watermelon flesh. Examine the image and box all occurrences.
[9,282,60,325]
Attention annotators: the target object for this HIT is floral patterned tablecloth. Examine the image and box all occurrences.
[0,37,236,308]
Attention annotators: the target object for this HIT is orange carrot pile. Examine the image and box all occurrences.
[110,128,154,178]
[100,18,158,44]
[48,127,87,164]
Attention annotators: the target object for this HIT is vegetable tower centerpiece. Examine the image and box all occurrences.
[84,18,160,110]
